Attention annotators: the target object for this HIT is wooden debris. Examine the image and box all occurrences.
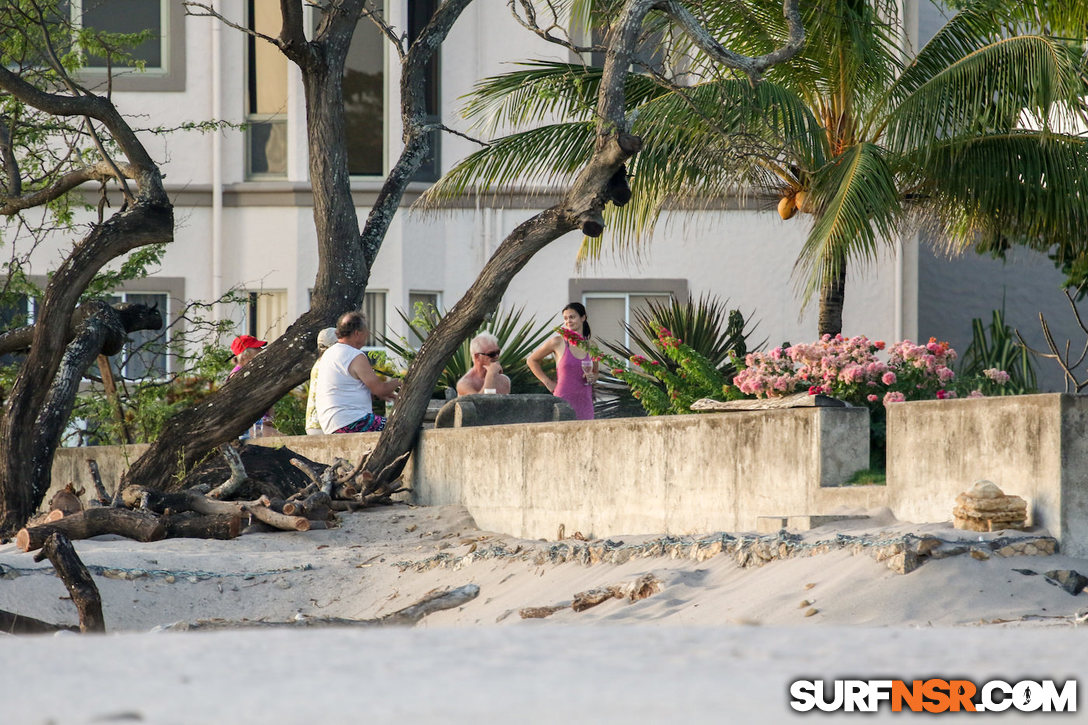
[32,532,105,633]
[175,584,480,630]
[0,608,76,635]
[87,459,110,505]
[161,512,242,540]
[519,604,569,619]
[207,443,248,500]
[17,508,166,552]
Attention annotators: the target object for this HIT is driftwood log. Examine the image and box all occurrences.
[16,508,165,552]
[0,608,77,634]
[32,532,105,633]
[161,512,242,540]
[176,584,480,630]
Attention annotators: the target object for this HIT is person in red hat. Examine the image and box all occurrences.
[229,334,267,375]
[228,334,278,437]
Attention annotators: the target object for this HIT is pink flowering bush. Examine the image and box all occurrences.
[734,334,1015,469]
[734,334,1010,406]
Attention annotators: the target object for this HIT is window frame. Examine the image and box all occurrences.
[571,278,688,348]
[72,0,186,92]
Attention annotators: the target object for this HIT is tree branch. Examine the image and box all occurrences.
[0,161,132,215]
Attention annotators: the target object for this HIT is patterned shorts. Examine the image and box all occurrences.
[333,413,386,433]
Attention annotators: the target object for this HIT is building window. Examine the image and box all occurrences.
[73,0,185,91]
[570,278,689,349]
[343,8,385,176]
[407,0,440,182]
[106,291,170,379]
[247,0,288,177]
[407,291,440,347]
[246,289,289,342]
[362,290,386,348]
[79,0,164,69]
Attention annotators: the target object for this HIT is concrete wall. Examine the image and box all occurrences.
[885,394,1088,556]
[49,409,877,540]
[410,409,877,539]
[46,393,1088,555]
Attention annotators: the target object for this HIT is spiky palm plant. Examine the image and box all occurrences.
[378,304,555,395]
[427,0,1088,337]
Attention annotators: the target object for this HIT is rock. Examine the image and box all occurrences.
[953,480,1028,532]
[804,607,819,617]
[1043,570,1088,596]
[993,537,1057,557]
[970,548,990,561]
[1012,568,1037,576]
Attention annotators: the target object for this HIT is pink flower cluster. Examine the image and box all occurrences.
[732,334,1007,408]
[734,334,889,398]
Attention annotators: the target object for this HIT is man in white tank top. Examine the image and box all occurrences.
[315,311,401,433]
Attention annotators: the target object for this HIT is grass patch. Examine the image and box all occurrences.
[844,468,886,486]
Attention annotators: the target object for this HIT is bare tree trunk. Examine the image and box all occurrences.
[0,205,171,535]
[817,255,847,338]
[120,0,472,496]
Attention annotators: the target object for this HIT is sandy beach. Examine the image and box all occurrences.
[2,503,1086,723]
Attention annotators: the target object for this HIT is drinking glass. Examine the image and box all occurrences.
[581,358,594,384]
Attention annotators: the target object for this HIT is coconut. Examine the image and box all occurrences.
[795,190,812,213]
[777,195,797,220]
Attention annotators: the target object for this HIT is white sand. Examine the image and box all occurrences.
[2,504,1086,723]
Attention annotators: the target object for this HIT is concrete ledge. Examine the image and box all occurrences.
[885,393,1088,556]
[434,394,575,428]
[412,407,874,539]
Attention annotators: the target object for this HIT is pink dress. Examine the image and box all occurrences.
[554,339,594,420]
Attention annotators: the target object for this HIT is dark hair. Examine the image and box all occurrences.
[563,302,591,339]
[336,310,368,339]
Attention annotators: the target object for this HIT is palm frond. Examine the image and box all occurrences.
[885,34,1087,156]
[461,61,664,134]
[906,131,1088,260]
[422,122,595,203]
[795,142,901,304]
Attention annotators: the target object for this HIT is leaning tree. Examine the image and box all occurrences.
[0,1,170,533]
[116,0,475,497]
[356,0,805,492]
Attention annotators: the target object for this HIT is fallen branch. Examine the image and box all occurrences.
[0,608,77,634]
[207,443,248,499]
[32,532,105,633]
[17,508,165,552]
[244,503,310,532]
[173,584,480,630]
[87,460,110,505]
[161,512,242,540]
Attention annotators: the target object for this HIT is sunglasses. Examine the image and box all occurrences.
[477,350,501,359]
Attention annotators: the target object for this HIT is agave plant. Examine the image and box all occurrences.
[958,309,1037,395]
[594,294,761,417]
[428,0,1088,338]
[378,303,555,395]
[604,294,760,375]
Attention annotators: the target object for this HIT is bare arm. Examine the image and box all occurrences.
[527,336,561,393]
[484,365,512,394]
[348,352,400,401]
[455,373,482,396]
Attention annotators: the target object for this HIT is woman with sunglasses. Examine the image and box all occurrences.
[456,332,512,396]
[527,302,597,420]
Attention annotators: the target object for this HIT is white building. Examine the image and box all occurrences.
[9,1,1080,390]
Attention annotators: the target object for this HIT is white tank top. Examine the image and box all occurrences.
[315,343,374,432]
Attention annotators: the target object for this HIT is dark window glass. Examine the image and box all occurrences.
[81,0,163,68]
[408,0,440,181]
[344,17,385,175]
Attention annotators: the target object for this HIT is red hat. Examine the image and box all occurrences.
[231,335,267,356]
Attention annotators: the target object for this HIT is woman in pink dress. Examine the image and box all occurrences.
[527,302,598,420]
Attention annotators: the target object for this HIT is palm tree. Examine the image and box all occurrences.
[427,0,1088,336]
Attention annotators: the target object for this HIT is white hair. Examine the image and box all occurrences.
[470,332,500,355]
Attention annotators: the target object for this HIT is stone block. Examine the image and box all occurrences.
[434,394,576,429]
